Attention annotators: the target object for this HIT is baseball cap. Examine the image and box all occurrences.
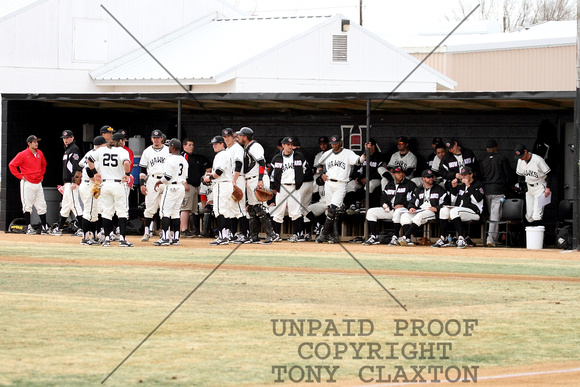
[222,128,234,136]
[27,135,40,143]
[422,169,435,178]
[93,136,107,146]
[329,135,341,144]
[276,138,283,147]
[432,137,443,144]
[112,133,125,141]
[445,138,460,148]
[393,166,404,173]
[292,136,300,146]
[151,129,163,138]
[100,125,114,134]
[397,136,409,143]
[514,144,527,159]
[318,136,329,143]
[210,135,225,144]
[118,129,129,138]
[486,139,498,148]
[168,138,182,149]
[236,127,254,137]
[281,137,294,145]
[60,130,74,138]
[459,166,473,175]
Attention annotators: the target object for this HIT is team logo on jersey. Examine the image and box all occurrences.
[149,156,166,167]
[293,160,302,166]
[523,170,540,178]
[327,160,346,170]
[397,187,407,193]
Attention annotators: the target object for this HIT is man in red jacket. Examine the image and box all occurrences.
[9,135,51,234]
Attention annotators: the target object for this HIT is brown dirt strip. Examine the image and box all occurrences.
[2,255,579,283]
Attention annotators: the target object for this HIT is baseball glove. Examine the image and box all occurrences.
[91,181,102,199]
[254,187,274,202]
[231,185,243,202]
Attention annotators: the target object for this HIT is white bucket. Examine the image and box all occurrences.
[525,226,545,250]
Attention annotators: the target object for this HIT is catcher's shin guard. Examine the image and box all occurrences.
[332,217,340,240]
[256,205,275,236]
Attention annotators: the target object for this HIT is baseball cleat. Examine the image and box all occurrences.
[153,239,170,246]
[26,226,37,235]
[362,235,379,246]
[50,228,62,236]
[72,229,84,237]
[288,234,299,243]
[456,237,467,249]
[431,237,446,248]
[170,239,180,246]
[141,233,151,242]
[102,239,111,247]
[387,235,399,246]
[119,240,134,247]
[209,237,229,246]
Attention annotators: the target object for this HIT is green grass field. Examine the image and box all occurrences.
[1,238,579,386]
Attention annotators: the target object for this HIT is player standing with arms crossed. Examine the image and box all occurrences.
[316,135,366,244]
[204,135,234,245]
[270,137,306,242]
[87,133,133,247]
[152,139,188,246]
[139,129,170,241]
[51,130,83,236]
[9,135,52,235]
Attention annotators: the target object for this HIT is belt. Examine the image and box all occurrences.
[103,179,122,183]
[83,180,90,183]
[283,183,294,186]
[329,179,346,183]
[171,182,181,185]
[153,175,163,179]
[528,183,541,187]
[246,175,257,180]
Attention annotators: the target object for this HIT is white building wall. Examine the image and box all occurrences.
[0,0,245,93]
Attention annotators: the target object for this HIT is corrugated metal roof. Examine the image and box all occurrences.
[91,15,335,83]
[0,0,47,22]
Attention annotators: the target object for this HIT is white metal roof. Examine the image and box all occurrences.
[91,15,336,84]
[0,0,47,22]
[386,20,576,53]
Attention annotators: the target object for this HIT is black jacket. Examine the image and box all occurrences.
[182,152,210,187]
[450,179,485,215]
[62,142,81,183]
[270,151,306,191]
[409,183,450,214]
[379,178,416,210]
[480,152,513,195]
[440,147,478,182]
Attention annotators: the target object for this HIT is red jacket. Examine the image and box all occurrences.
[9,148,47,184]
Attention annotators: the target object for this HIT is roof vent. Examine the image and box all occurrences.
[332,35,347,62]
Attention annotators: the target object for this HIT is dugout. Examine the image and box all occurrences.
[0,91,575,245]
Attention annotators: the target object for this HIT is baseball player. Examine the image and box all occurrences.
[290,137,314,224]
[180,138,210,237]
[8,135,51,235]
[378,136,418,189]
[514,143,551,226]
[223,128,250,243]
[345,138,382,211]
[139,129,170,241]
[398,169,449,246]
[204,135,234,245]
[236,127,279,244]
[100,125,115,142]
[439,138,479,190]
[51,130,83,236]
[316,135,366,244]
[363,166,416,246]
[270,137,306,242]
[432,166,484,249]
[481,139,513,246]
[87,133,133,247]
[78,135,107,245]
[152,139,188,246]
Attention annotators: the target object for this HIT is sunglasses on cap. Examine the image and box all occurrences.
[397,142,405,145]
